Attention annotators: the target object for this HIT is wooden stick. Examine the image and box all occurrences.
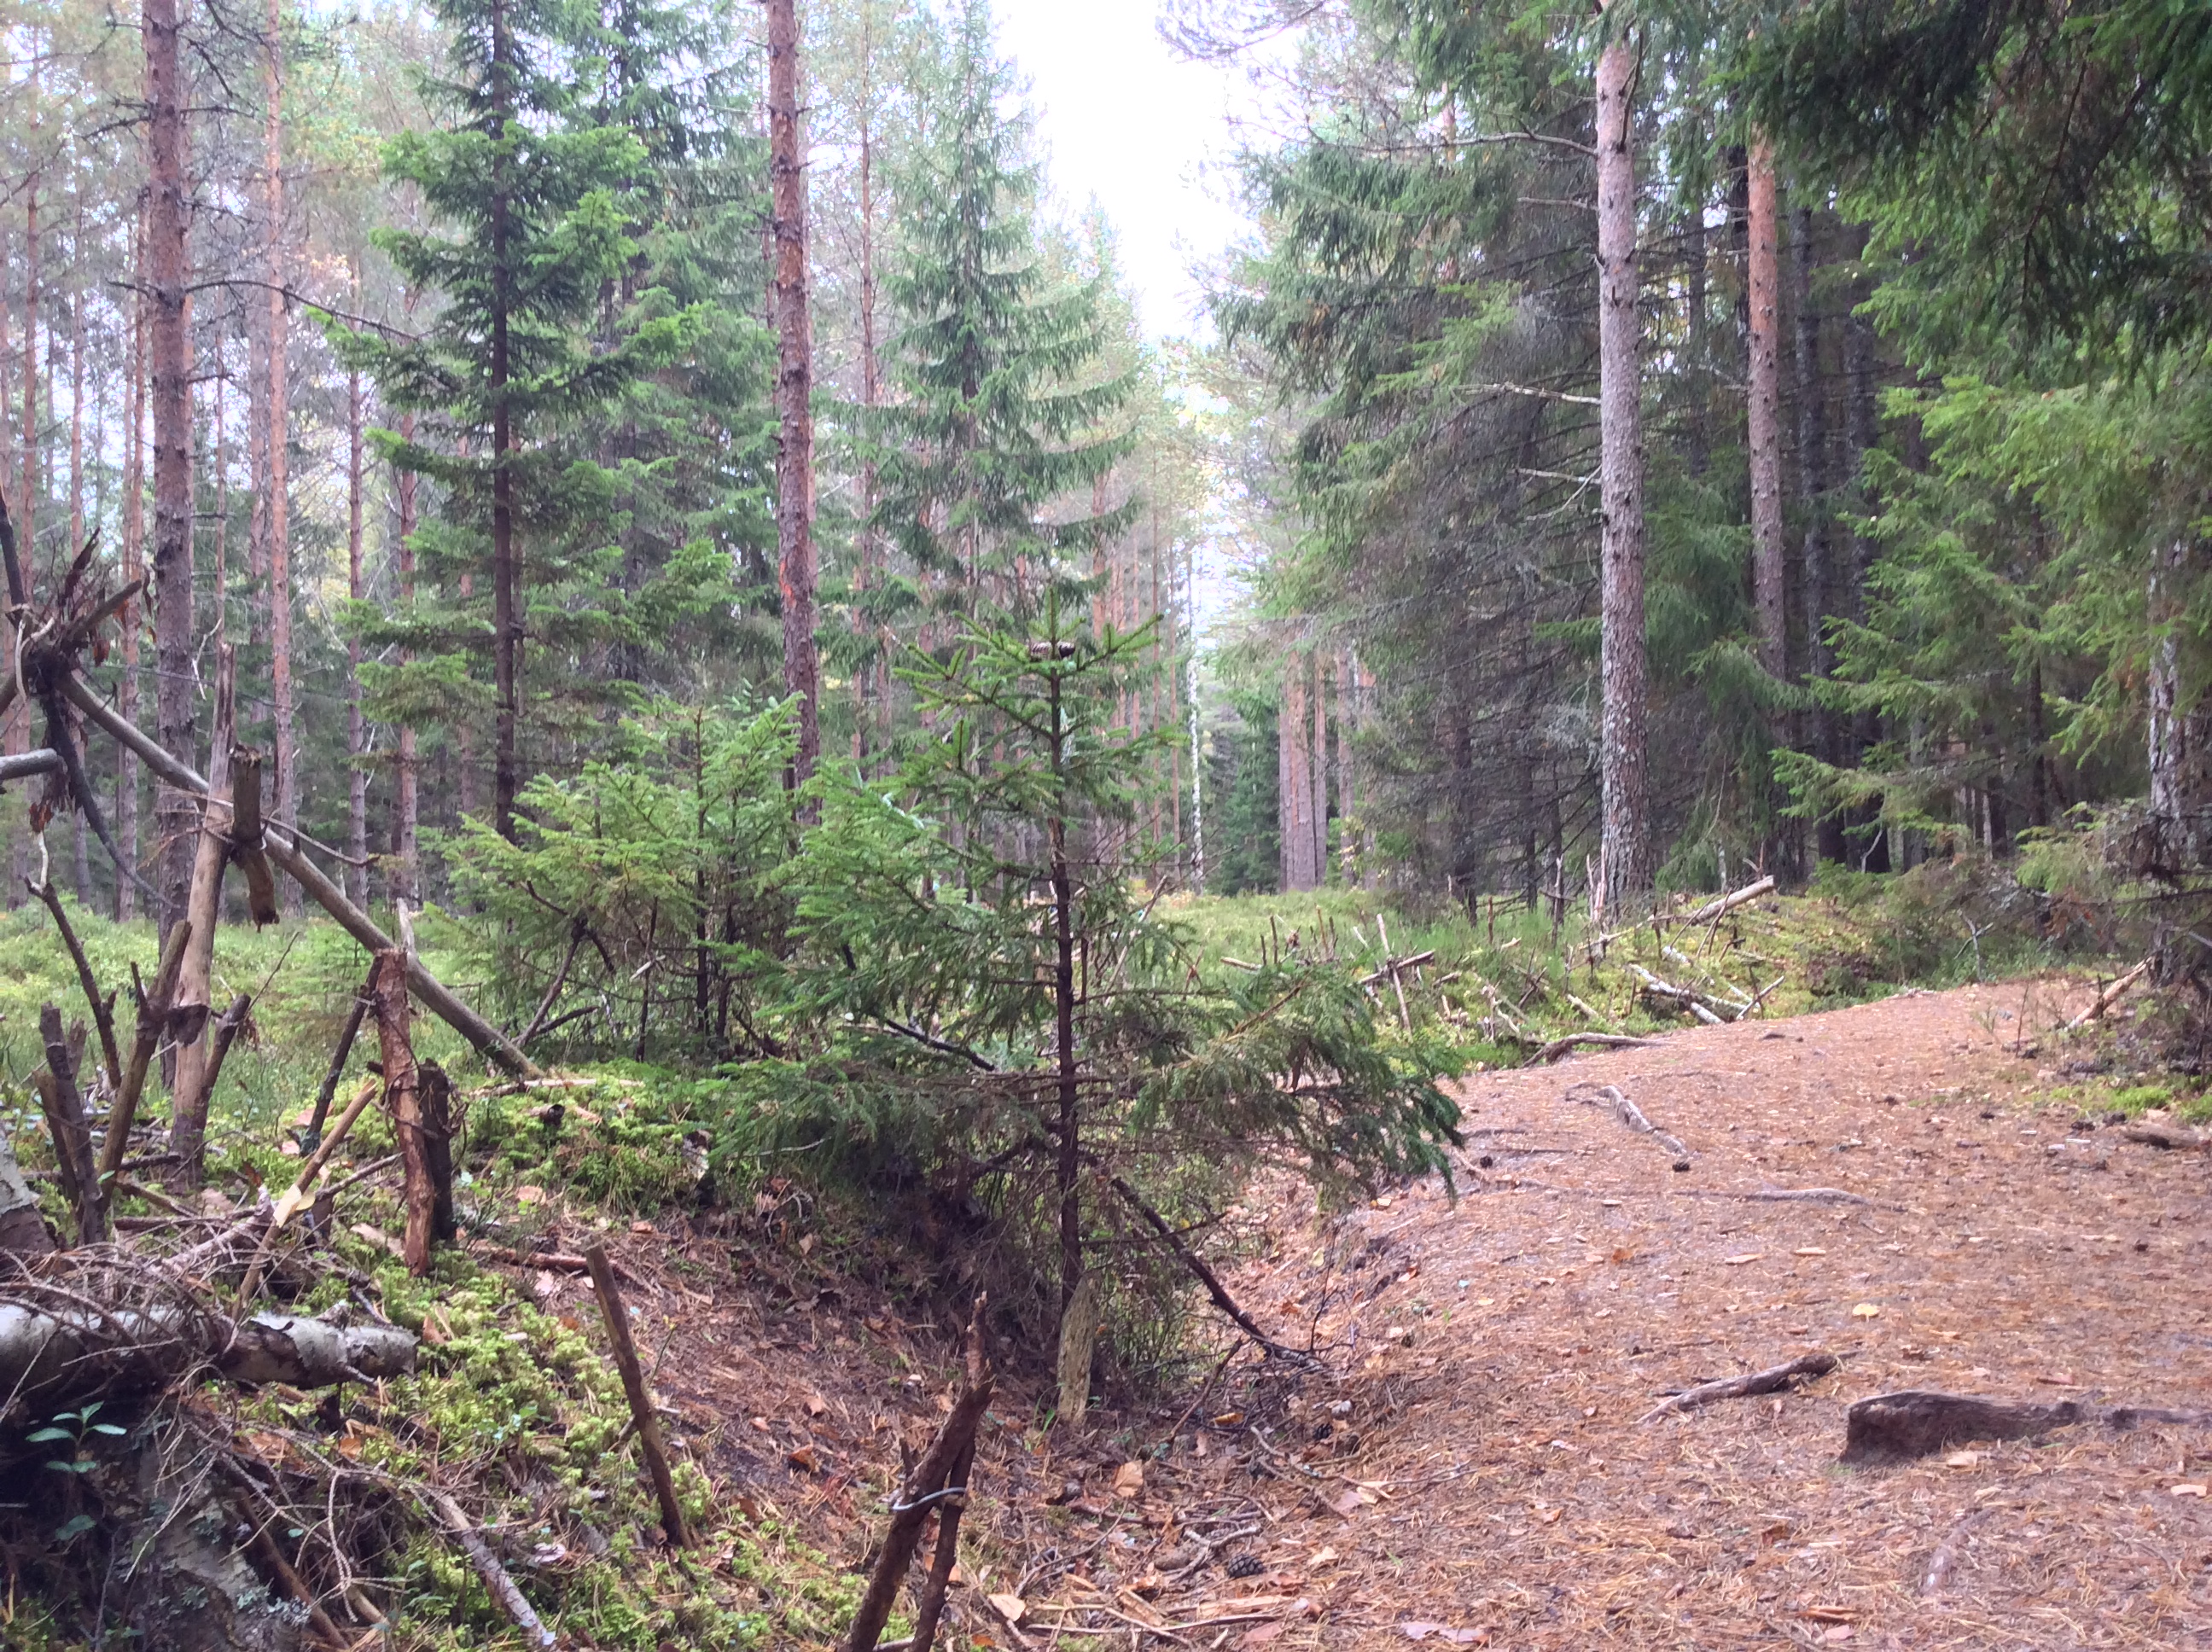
[428,1492,556,1650]
[2064,957,2152,1032]
[1567,1081,1691,1162]
[101,918,191,1183]
[26,876,121,1089]
[905,1429,977,1652]
[61,671,542,1079]
[304,969,375,1150]
[584,1242,690,1547]
[0,748,61,783]
[1684,875,1776,926]
[1638,1352,1838,1422]
[247,1520,349,1650]
[1532,1032,1657,1063]
[370,951,434,1275]
[169,647,239,1181]
[1103,1170,1301,1358]
[35,1003,106,1244]
[228,743,280,925]
[847,1305,993,1652]
[271,1077,379,1229]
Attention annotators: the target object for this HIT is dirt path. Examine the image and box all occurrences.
[1254,980,2212,1649]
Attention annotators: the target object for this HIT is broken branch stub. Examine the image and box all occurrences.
[372,951,435,1276]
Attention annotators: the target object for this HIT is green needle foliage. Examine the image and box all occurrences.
[720,598,1463,1364]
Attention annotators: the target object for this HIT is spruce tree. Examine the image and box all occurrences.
[868,0,1137,631]
[341,0,690,841]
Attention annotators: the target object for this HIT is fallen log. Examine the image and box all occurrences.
[64,672,542,1079]
[1532,1032,1658,1063]
[2064,957,2151,1033]
[0,1297,416,1420]
[1685,876,1776,927]
[1639,1352,1838,1422]
[2121,1122,2209,1151]
[1840,1389,2212,1463]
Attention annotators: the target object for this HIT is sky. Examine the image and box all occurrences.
[988,1,1254,340]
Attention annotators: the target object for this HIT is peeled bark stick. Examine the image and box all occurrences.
[371,951,434,1275]
[64,671,541,1079]
[428,1492,556,1650]
[27,876,122,1089]
[169,649,238,1180]
[37,1004,106,1244]
[102,919,191,1183]
[847,1305,994,1652]
[584,1242,690,1548]
[2065,957,2152,1032]
[1638,1351,1839,1422]
[303,973,375,1150]
[1685,875,1777,926]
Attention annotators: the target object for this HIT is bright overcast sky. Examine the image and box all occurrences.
[989,1,1252,340]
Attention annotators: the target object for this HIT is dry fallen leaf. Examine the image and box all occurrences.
[515,1184,545,1206]
[1241,1625,1284,1649]
[987,1593,1027,1626]
[786,1444,819,1473]
[1945,1451,1979,1469]
[1851,1303,1882,1318]
[1211,1411,1245,1427]
[805,1395,829,1417]
[1609,1247,1634,1264]
[1112,1461,1145,1498]
[1308,1545,1339,1566]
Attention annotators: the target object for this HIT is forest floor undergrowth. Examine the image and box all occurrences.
[1095,978,2212,1650]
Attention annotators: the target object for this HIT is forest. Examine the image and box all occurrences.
[0,0,2208,1647]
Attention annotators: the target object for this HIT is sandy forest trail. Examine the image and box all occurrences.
[1256,978,2212,1649]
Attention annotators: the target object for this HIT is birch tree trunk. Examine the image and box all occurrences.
[147,0,198,938]
[770,0,820,792]
[1595,7,1652,901]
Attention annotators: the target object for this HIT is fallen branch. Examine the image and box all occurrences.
[0,747,61,784]
[2064,958,2151,1033]
[428,1492,556,1650]
[1685,876,1776,926]
[1103,1170,1306,1359]
[1639,1352,1839,1422]
[1566,1081,1691,1163]
[1532,1032,1658,1063]
[34,1003,107,1245]
[101,919,191,1184]
[2121,1122,2210,1151]
[1628,965,1729,1025]
[584,1242,690,1547]
[27,878,122,1089]
[1920,1510,1987,1597]
[61,672,542,1079]
[1679,1184,1877,1207]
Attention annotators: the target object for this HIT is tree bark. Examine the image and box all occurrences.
[1747,141,1785,683]
[1309,650,1328,883]
[1596,8,1651,901]
[168,654,236,1182]
[346,293,368,906]
[490,0,521,841]
[2147,538,2212,872]
[372,949,435,1274]
[1794,204,1843,864]
[118,224,145,921]
[263,0,296,906]
[393,406,419,901]
[146,0,196,939]
[769,0,820,792]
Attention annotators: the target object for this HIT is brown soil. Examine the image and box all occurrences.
[509,978,2212,1650]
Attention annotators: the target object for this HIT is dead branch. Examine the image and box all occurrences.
[1628,964,1731,1025]
[169,647,239,1180]
[0,747,61,784]
[101,920,190,1184]
[35,1004,106,1245]
[847,1302,993,1652]
[1639,1352,1839,1422]
[2064,957,2151,1032]
[1102,1170,1305,1358]
[62,671,543,1079]
[1678,1184,1877,1207]
[2120,1122,2209,1150]
[1685,876,1776,926]
[428,1492,557,1650]
[1920,1510,1987,1597]
[1566,1081,1691,1163]
[584,1242,690,1547]
[305,967,376,1149]
[227,743,280,926]
[27,877,121,1089]
[1532,1032,1658,1063]
[371,951,435,1275]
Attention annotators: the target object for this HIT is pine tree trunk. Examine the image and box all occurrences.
[119,226,145,922]
[1309,651,1327,884]
[854,64,880,765]
[770,0,819,793]
[2,225,20,911]
[1747,141,1785,684]
[1595,12,1652,902]
[393,401,419,903]
[147,0,198,939]
[489,0,520,843]
[1048,669,1080,1318]
[346,351,368,907]
[67,271,92,907]
[1793,204,1844,864]
[264,0,297,908]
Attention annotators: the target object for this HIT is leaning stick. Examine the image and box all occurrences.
[62,672,541,1079]
[303,969,375,1150]
[101,919,191,1183]
[585,1242,690,1547]
[1638,1352,1839,1422]
[271,1077,380,1230]
[428,1493,556,1650]
[27,875,123,1089]
[2064,957,2151,1033]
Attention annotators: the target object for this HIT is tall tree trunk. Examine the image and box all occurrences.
[854,33,880,765]
[2148,539,2212,872]
[119,224,145,921]
[1309,650,1327,884]
[488,0,520,841]
[394,408,419,901]
[67,268,91,907]
[264,0,297,909]
[1047,667,1080,1318]
[346,339,368,907]
[1595,8,1652,902]
[147,0,198,939]
[2,224,19,910]
[1747,141,1785,683]
[1684,198,1710,478]
[1793,203,1843,864]
[769,0,819,792]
